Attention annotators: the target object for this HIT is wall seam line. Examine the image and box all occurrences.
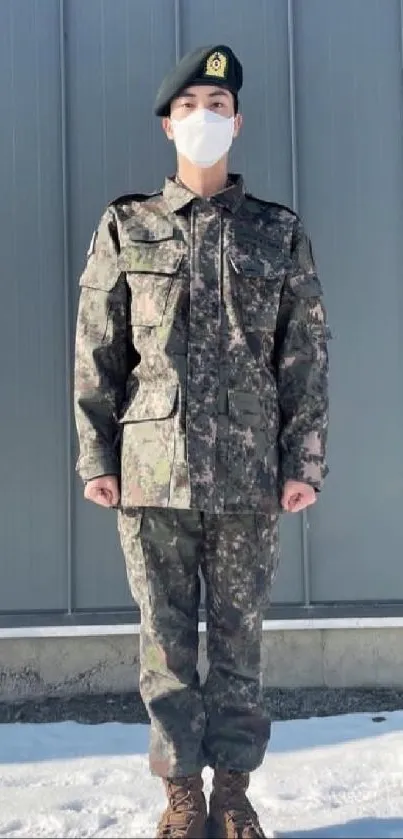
[59,0,73,616]
[174,0,181,62]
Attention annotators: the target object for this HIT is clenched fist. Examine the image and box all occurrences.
[84,475,120,508]
[281,480,317,513]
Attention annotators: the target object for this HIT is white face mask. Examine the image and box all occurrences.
[171,108,235,168]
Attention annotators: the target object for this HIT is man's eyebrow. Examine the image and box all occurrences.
[207,89,230,97]
[177,88,230,99]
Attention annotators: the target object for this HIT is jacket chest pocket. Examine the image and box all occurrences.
[228,253,284,332]
[119,241,185,326]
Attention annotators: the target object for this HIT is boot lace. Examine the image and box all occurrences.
[159,786,203,838]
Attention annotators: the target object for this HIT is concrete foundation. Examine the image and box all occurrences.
[1,624,403,701]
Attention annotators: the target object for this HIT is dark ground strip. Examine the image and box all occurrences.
[0,688,402,724]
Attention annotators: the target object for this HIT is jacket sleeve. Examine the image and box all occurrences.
[275,217,331,492]
[74,207,129,483]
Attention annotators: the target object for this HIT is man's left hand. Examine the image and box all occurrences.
[281,480,317,513]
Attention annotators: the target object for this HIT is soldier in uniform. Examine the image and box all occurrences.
[74,44,330,839]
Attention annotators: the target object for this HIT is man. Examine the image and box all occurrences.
[74,44,330,839]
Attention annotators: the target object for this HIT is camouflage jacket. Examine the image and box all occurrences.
[74,174,330,513]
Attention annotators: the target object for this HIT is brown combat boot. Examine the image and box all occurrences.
[156,774,208,838]
[208,769,266,838]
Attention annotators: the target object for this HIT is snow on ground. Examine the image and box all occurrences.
[1,711,403,837]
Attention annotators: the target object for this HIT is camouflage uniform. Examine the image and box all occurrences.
[74,174,330,777]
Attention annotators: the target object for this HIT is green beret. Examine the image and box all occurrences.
[154,44,243,117]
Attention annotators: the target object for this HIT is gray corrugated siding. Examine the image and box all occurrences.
[1,0,402,623]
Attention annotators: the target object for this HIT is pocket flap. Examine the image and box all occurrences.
[119,242,185,275]
[79,260,119,292]
[121,383,178,422]
[228,390,262,425]
[125,219,174,242]
[227,253,279,279]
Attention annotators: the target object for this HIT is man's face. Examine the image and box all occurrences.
[163,84,242,139]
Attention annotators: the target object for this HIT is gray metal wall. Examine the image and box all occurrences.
[1,0,403,625]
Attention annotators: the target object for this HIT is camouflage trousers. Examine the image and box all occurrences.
[117,508,279,779]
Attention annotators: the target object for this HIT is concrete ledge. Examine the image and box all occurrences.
[0,636,140,701]
[1,625,403,701]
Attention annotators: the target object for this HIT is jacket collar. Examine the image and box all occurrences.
[163,173,246,214]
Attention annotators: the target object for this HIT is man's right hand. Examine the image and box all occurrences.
[84,475,120,508]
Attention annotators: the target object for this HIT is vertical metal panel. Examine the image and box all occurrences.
[0,0,67,611]
[294,0,403,600]
[68,0,178,609]
[59,0,73,614]
[286,0,312,608]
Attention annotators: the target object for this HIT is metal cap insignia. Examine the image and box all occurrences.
[204,51,228,80]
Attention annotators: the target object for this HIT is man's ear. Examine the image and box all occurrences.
[233,113,243,139]
[162,116,174,140]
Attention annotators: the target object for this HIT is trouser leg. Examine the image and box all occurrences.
[118,507,205,778]
[201,511,280,772]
